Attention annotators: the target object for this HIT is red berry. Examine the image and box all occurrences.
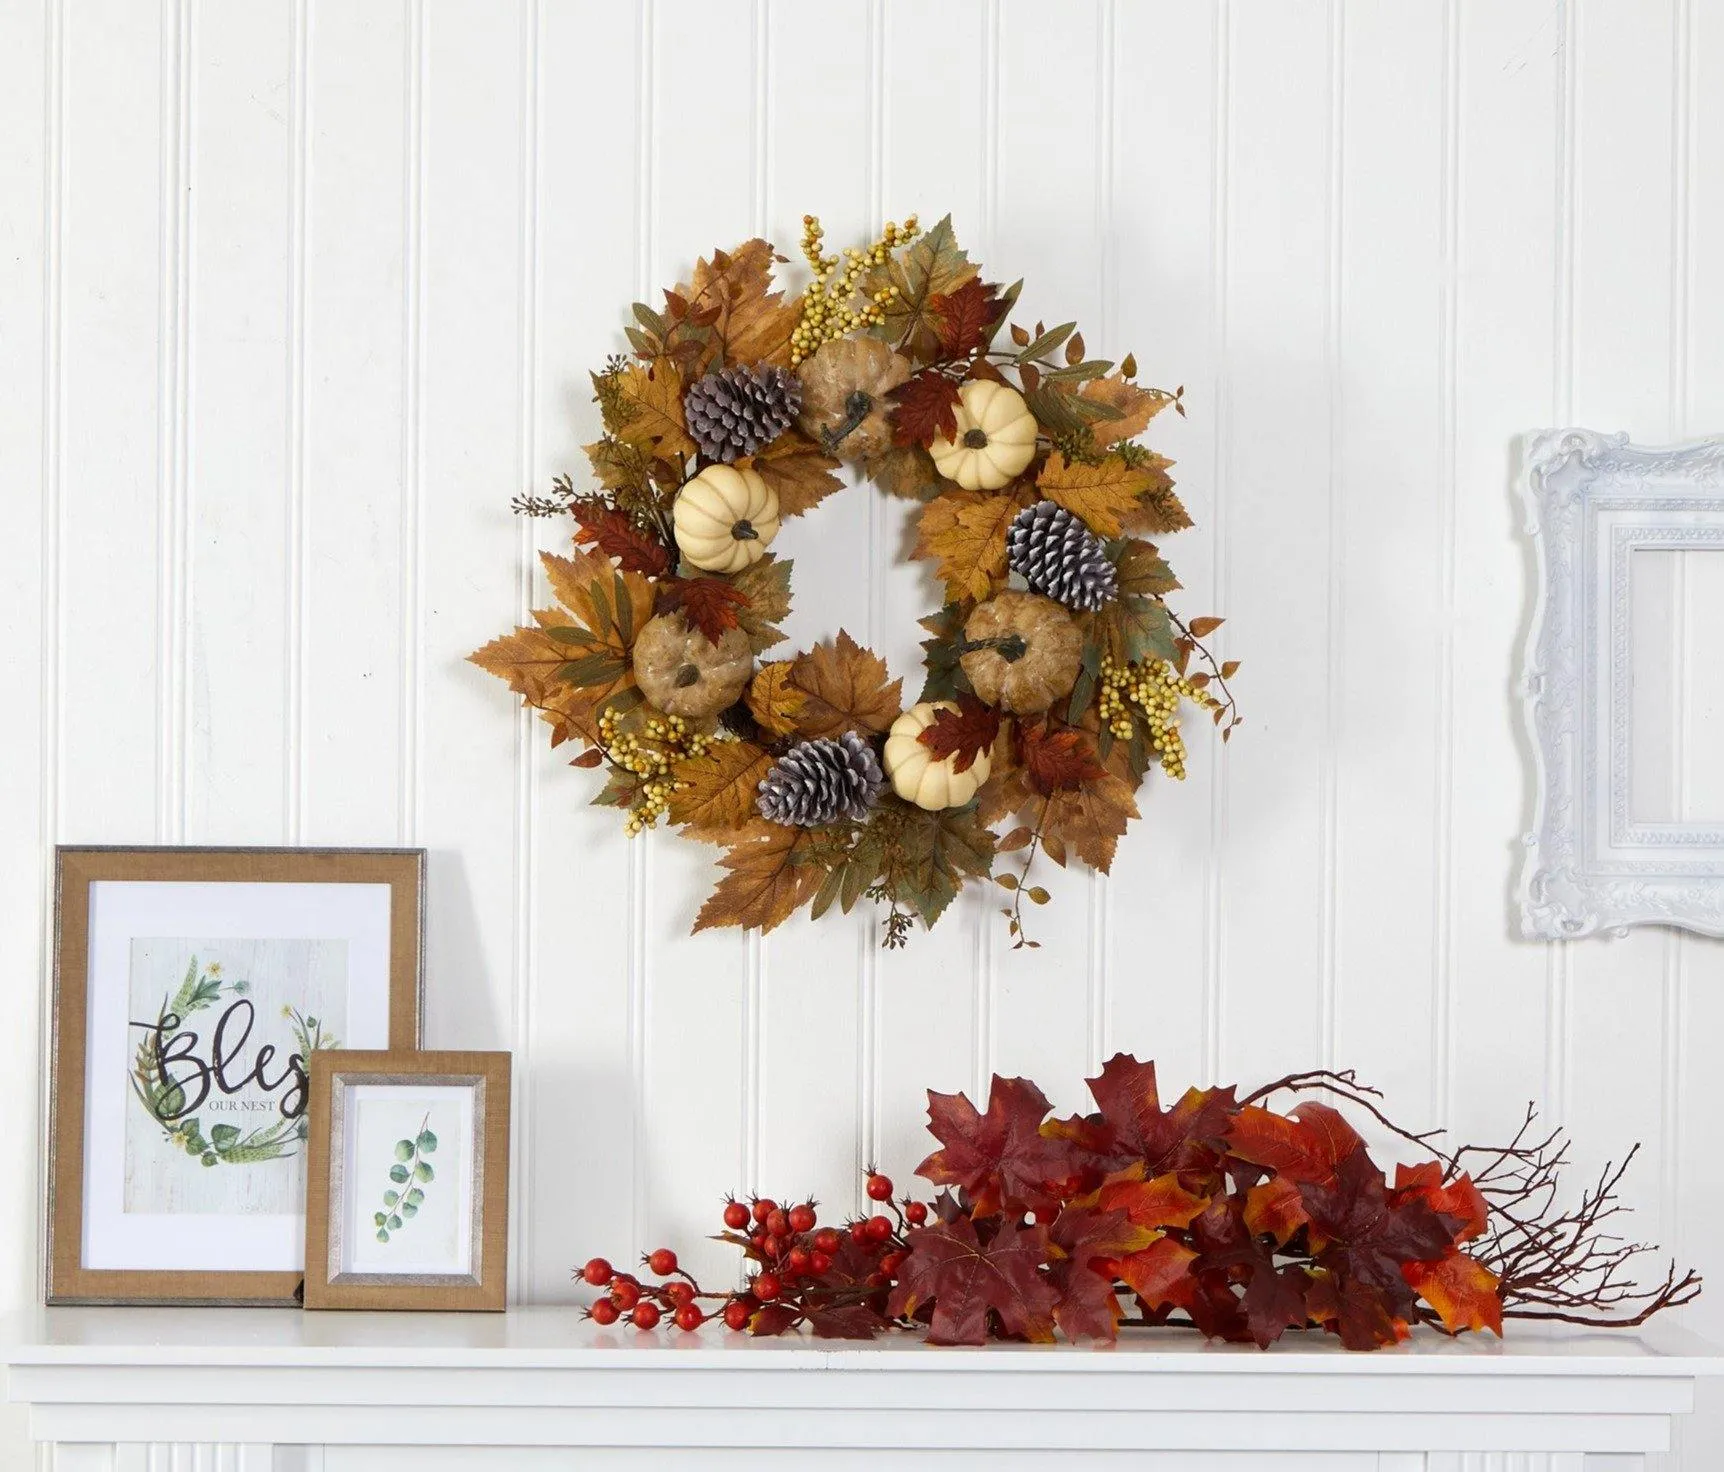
[753,1272,783,1302]
[905,1202,928,1226]
[787,1246,813,1275]
[766,1208,791,1238]
[581,1257,614,1286]
[866,1271,889,1288]
[866,1173,894,1201]
[866,1214,893,1243]
[647,1248,678,1277]
[788,1203,817,1234]
[809,1250,833,1274]
[630,1301,661,1330]
[723,1299,752,1332]
[723,1201,750,1230]
[752,1198,777,1225]
[610,1278,641,1310]
[666,1281,694,1307]
[674,1303,704,1333]
[880,1250,908,1276]
[813,1227,841,1255]
[589,1298,619,1326]
[849,1221,870,1244]
[764,1234,787,1259]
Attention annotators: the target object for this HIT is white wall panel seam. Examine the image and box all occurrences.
[283,0,309,846]
[511,0,542,1306]
[1204,0,1232,1087]
[398,0,426,847]
[1317,0,1345,1073]
[1431,0,1461,1126]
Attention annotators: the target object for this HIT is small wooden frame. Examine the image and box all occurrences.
[47,846,425,1306]
[304,1050,511,1312]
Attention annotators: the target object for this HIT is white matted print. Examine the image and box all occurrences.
[339,1083,475,1277]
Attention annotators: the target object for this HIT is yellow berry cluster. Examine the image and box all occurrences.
[1098,656,1217,781]
[596,708,714,836]
[789,213,919,366]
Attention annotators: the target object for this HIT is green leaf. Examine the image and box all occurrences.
[731,555,793,652]
[209,1123,240,1148]
[201,1152,218,1167]
[384,1190,400,1207]
[394,1140,415,1162]
[417,1129,438,1153]
[389,1163,410,1184]
[374,1211,387,1227]
[414,1160,435,1183]
[377,1228,390,1243]
[1017,322,1075,364]
[406,1188,425,1207]
[401,1203,418,1218]
[388,1214,403,1230]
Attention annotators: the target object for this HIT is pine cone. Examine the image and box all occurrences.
[756,731,884,827]
[685,365,802,463]
[1006,500,1119,611]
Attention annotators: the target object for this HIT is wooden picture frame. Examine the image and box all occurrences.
[303,1050,510,1311]
[47,846,425,1306]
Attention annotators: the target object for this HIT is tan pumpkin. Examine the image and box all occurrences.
[673,465,781,573]
[883,701,993,811]
[631,612,753,720]
[795,337,913,462]
[959,593,1083,716]
[929,380,1038,490]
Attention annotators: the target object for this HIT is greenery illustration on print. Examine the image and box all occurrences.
[129,955,340,1168]
[375,1114,437,1244]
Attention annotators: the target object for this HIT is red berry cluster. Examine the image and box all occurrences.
[579,1172,927,1336]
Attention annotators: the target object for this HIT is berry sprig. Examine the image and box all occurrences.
[790,214,918,366]
[577,1171,924,1336]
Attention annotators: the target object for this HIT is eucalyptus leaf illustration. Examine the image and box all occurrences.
[374,1112,438,1245]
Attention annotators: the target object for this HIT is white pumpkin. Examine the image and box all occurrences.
[673,465,781,573]
[929,380,1038,491]
[883,701,993,811]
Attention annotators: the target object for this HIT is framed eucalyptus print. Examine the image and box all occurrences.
[47,846,424,1305]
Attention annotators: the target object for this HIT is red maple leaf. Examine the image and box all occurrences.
[916,1076,1093,1218]
[658,576,752,646]
[1306,1267,1402,1351]
[888,371,963,448]
[928,277,1004,359]
[917,692,1001,774]
[1390,1160,1488,1244]
[571,502,673,578]
[1226,1100,1364,1187]
[1402,1250,1503,1336]
[1018,719,1108,795]
[1085,1053,1238,1181]
[887,1216,1059,1345]
[1044,1205,1156,1341]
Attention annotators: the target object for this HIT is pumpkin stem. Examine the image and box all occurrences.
[730,518,759,541]
[675,664,701,688]
[955,633,1027,663]
[963,428,990,449]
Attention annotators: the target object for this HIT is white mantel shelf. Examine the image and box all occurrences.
[5,1307,1722,1471]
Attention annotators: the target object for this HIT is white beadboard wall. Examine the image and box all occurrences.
[2,0,1723,1466]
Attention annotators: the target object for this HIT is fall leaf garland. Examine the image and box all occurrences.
[578,1053,1700,1349]
[473,213,1241,948]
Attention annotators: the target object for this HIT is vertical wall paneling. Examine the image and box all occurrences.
[520,1,642,1301]
[1102,0,1221,1103]
[1212,0,1333,1088]
[1562,0,1680,1236]
[986,0,1102,1111]
[871,0,993,1182]
[298,0,409,846]
[415,0,526,1061]
[752,0,874,1211]
[639,0,757,1281]
[183,0,294,843]
[10,6,1724,1466]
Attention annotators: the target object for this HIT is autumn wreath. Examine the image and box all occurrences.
[473,215,1237,947]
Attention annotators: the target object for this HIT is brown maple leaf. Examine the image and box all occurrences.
[570,502,673,578]
[914,488,1031,604]
[745,433,846,517]
[916,693,1000,774]
[1018,719,1107,795]
[889,371,963,448]
[1036,450,1160,538]
[745,661,807,738]
[692,819,823,935]
[917,1076,1092,1219]
[887,1216,1059,1346]
[787,631,903,740]
[1041,772,1140,870]
[928,277,1003,359]
[1078,374,1175,447]
[666,741,775,831]
[659,576,751,646]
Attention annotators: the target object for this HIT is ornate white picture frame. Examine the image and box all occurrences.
[1519,429,1724,939]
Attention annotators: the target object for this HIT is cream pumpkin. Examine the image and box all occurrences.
[882,701,993,811]
[673,465,781,573]
[929,380,1038,490]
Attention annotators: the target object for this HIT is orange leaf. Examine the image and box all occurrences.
[692,819,823,934]
[1392,1162,1489,1244]
[1403,1252,1503,1336]
[1226,1102,1363,1187]
[787,631,903,740]
[1078,374,1175,446]
[1243,1177,1309,1246]
[1018,719,1107,795]
[660,576,751,646]
[745,661,807,738]
[746,434,845,517]
[1115,1235,1198,1311]
[1036,450,1160,537]
[666,741,776,831]
[1096,1169,1210,1232]
[914,488,1031,604]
